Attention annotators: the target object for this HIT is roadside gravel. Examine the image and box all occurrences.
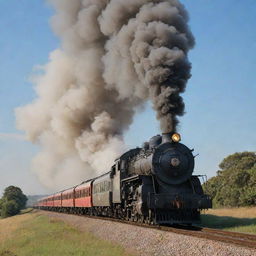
[39,211,256,256]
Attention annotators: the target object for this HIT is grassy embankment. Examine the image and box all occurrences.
[0,210,133,256]
[201,207,256,234]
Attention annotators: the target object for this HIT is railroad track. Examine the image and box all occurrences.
[39,210,256,250]
[159,225,256,250]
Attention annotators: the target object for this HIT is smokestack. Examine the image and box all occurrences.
[16,0,194,190]
[162,133,173,144]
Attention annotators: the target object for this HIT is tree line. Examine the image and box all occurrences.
[203,152,256,208]
[0,186,27,218]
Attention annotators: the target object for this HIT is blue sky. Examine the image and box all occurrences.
[0,0,255,195]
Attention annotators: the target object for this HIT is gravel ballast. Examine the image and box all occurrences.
[39,211,256,256]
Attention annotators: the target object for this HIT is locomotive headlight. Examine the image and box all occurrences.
[172,133,181,143]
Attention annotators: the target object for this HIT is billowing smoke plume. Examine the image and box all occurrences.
[16,0,194,190]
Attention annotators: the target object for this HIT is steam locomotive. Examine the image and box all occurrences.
[36,132,212,225]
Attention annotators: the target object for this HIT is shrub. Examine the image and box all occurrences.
[1,200,20,218]
[0,186,28,218]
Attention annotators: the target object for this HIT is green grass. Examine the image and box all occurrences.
[0,208,33,220]
[19,208,33,214]
[224,224,256,234]
[201,207,256,234]
[0,212,133,256]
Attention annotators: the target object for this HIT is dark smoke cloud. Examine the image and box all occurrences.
[16,0,194,189]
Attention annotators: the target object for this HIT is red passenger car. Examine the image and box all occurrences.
[61,188,75,208]
[37,196,51,209]
[36,197,45,208]
[74,181,93,208]
[47,195,55,207]
[53,192,62,208]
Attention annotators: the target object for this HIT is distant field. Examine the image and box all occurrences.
[201,207,256,234]
[0,210,133,256]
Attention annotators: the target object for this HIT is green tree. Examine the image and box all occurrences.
[3,186,27,210]
[0,197,3,216]
[1,200,20,218]
[204,152,256,208]
[0,186,28,218]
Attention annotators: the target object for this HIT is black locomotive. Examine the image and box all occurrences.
[110,132,212,224]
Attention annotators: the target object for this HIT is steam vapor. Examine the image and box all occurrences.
[16,0,194,190]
